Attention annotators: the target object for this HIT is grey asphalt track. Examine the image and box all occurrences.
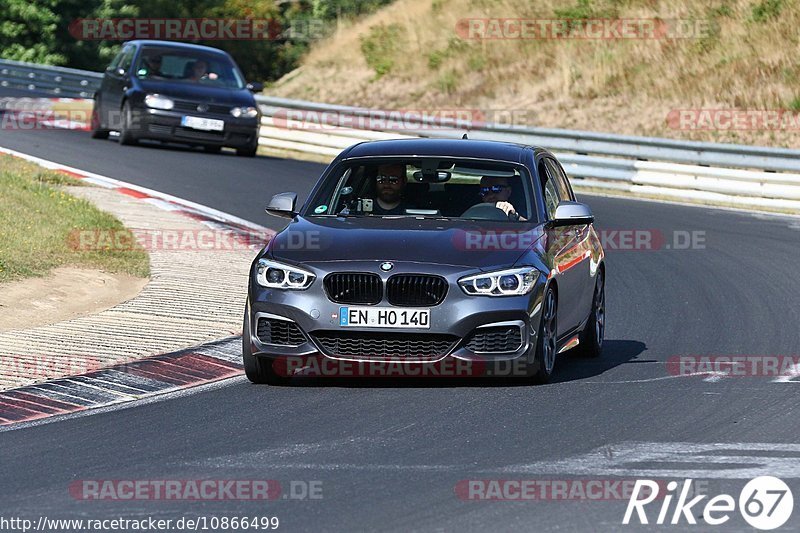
[1,115,800,532]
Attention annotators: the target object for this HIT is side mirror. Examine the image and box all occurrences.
[266,192,298,219]
[552,201,594,227]
[246,82,264,92]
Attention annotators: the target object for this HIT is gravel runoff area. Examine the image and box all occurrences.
[0,185,261,391]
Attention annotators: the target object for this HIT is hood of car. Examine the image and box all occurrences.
[137,79,254,106]
[268,216,545,270]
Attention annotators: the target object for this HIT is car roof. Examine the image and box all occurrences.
[342,138,544,164]
[127,40,231,56]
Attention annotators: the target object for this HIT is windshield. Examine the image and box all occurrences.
[135,47,245,89]
[305,158,536,223]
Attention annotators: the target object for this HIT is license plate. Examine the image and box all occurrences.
[181,115,224,131]
[339,306,430,329]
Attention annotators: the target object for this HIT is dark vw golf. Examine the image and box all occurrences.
[91,40,262,156]
[244,139,605,383]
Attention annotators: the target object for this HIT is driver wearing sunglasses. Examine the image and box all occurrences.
[372,163,407,215]
[478,176,526,221]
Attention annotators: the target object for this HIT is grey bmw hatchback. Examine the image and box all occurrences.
[244,139,605,384]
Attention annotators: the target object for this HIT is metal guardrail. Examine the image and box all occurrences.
[255,111,800,211]
[1,59,799,210]
[255,96,800,173]
[0,59,102,98]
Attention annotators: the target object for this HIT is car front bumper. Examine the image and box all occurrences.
[131,107,259,148]
[245,260,548,373]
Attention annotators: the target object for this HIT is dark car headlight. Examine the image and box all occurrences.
[231,106,259,118]
[458,267,539,296]
[256,258,315,290]
[144,94,174,110]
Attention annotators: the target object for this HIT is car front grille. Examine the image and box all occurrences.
[173,127,225,141]
[324,273,382,305]
[173,101,231,115]
[311,331,459,360]
[387,274,448,306]
[256,317,306,346]
[464,326,523,353]
[148,124,172,135]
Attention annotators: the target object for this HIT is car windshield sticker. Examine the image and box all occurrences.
[314,205,328,214]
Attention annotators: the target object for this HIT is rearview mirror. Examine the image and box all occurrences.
[412,170,451,183]
[266,192,298,219]
[246,82,264,92]
[552,201,594,227]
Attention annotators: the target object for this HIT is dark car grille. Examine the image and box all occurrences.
[387,274,448,306]
[324,273,382,305]
[311,331,459,360]
[173,127,225,140]
[148,124,172,135]
[465,326,523,353]
[256,317,306,346]
[173,101,231,115]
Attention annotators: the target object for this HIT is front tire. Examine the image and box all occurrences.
[242,306,287,385]
[576,270,605,358]
[527,285,558,384]
[118,101,138,146]
[236,139,258,157]
[90,99,109,139]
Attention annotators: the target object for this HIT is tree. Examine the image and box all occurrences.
[0,0,64,64]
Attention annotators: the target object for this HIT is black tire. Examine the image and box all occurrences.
[526,285,558,384]
[242,305,287,385]
[118,101,138,146]
[236,141,258,157]
[575,270,605,358]
[90,100,109,139]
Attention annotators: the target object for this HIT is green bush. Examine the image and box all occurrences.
[437,70,458,93]
[751,0,784,22]
[360,23,404,78]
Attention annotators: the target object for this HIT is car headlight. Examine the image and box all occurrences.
[230,106,258,118]
[256,258,315,290]
[144,94,174,110]
[458,267,539,296]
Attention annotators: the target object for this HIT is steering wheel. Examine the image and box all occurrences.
[461,202,517,221]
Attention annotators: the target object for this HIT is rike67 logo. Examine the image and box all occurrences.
[623,476,794,530]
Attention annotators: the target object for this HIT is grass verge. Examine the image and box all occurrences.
[0,154,150,283]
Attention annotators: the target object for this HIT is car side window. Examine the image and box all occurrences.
[108,49,126,71]
[118,46,135,73]
[546,158,575,202]
[538,160,561,220]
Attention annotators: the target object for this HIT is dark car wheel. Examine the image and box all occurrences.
[576,270,605,358]
[90,99,109,139]
[118,101,138,146]
[242,305,287,385]
[236,140,258,157]
[527,285,558,384]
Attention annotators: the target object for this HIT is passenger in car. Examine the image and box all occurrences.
[143,55,163,77]
[475,176,527,221]
[372,163,408,215]
[186,60,208,81]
